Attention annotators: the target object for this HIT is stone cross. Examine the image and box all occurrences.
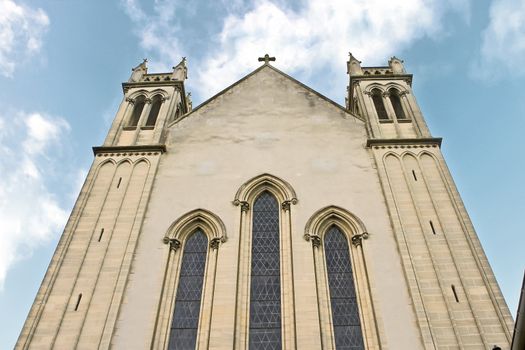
[258,54,276,64]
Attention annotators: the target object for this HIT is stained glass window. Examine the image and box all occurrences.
[325,225,364,350]
[249,191,282,350]
[168,229,208,350]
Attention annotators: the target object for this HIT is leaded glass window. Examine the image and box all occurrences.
[325,225,364,350]
[168,229,208,350]
[249,191,282,350]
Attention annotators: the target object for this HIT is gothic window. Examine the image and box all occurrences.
[168,229,208,350]
[325,225,364,350]
[129,95,146,127]
[389,89,406,120]
[371,89,388,120]
[146,94,163,127]
[249,191,282,349]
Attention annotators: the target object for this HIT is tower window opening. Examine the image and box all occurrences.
[451,285,459,303]
[74,293,83,311]
[412,170,417,181]
[429,221,437,235]
[389,89,406,120]
[128,95,146,127]
[117,177,122,189]
[145,95,162,127]
[371,89,388,120]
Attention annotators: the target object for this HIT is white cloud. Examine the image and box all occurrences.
[474,0,525,80]
[0,0,49,77]
[0,111,69,289]
[122,0,469,100]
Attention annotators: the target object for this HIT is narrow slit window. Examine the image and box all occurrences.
[371,89,388,120]
[412,170,418,181]
[74,293,82,311]
[98,228,105,242]
[117,177,122,189]
[168,229,208,350]
[145,95,162,127]
[429,221,437,235]
[451,285,459,303]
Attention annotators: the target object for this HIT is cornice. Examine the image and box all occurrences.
[122,80,184,93]
[366,137,442,148]
[92,144,167,156]
[350,74,413,86]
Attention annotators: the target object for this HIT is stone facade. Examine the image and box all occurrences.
[16,56,514,349]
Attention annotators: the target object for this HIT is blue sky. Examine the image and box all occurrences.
[0,0,524,347]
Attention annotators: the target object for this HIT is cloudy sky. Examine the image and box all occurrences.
[1,0,524,347]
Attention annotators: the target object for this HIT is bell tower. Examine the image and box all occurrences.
[348,54,514,348]
[16,59,191,350]
[103,58,190,148]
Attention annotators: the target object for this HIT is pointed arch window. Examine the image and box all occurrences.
[325,225,364,349]
[129,95,146,127]
[146,94,163,127]
[168,229,208,350]
[388,89,406,120]
[371,89,388,120]
[249,191,282,349]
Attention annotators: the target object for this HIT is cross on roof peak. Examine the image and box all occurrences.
[258,54,276,64]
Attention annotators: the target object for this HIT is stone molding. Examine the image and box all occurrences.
[366,138,442,148]
[92,144,167,156]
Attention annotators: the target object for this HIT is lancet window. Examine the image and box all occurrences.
[388,89,406,120]
[249,191,282,349]
[146,94,162,126]
[325,225,364,349]
[371,89,388,120]
[168,229,208,350]
[129,95,146,126]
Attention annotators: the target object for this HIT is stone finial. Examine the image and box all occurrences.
[129,58,148,82]
[347,52,363,75]
[388,56,406,74]
[185,92,192,111]
[172,57,188,81]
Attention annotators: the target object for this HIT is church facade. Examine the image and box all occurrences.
[16,55,514,349]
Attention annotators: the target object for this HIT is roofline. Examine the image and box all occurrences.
[170,63,364,126]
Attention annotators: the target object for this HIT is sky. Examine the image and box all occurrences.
[0,0,524,347]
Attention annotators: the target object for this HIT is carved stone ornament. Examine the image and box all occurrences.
[304,233,322,248]
[144,98,152,104]
[281,198,298,211]
[125,97,135,104]
[163,237,181,251]
[351,232,369,247]
[209,236,226,250]
[232,200,250,212]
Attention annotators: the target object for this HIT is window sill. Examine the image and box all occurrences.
[379,119,394,123]
[397,119,412,123]
[123,126,137,130]
[140,126,155,130]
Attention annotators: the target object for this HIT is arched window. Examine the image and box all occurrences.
[146,95,162,127]
[168,229,208,350]
[129,95,146,127]
[325,225,364,349]
[389,89,406,120]
[249,191,282,349]
[371,89,388,120]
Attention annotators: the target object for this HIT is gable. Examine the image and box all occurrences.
[166,65,366,146]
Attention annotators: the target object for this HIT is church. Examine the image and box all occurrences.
[15,54,515,349]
